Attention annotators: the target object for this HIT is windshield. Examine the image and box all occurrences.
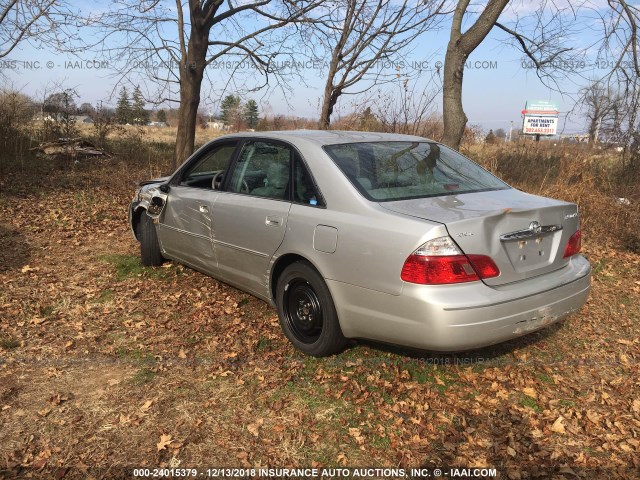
[324,141,509,201]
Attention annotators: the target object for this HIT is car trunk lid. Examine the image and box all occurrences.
[380,189,579,286]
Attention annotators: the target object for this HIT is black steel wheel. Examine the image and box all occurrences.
[276,261,347,356]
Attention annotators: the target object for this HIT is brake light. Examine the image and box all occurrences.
[467,255,501,278]
[563,230,582,258]
[401,237,500,285]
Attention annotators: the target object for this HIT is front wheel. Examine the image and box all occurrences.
[276,261,347,357]
[139,210,164,267]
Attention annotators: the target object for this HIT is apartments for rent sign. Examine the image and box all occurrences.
[522,100,559,135]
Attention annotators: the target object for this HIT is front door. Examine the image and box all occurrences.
[158,141,238,273]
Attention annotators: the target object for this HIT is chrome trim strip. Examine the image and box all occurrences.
[212,239,269,258]
[500,224,562,241]
[159,224,268,258]
[159,223,210,241]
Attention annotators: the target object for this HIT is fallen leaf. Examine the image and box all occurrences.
[247,419,263,437]
[522,387,537,399]
[157,434,173,451]
[586,410,601,424]
[551,416,566,434]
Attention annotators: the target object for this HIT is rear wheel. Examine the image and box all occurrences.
[139,211,164,266]
[276,261,347,357]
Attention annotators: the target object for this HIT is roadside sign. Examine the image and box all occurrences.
[522,100,559,136]
[524,100,559,116]
[522,116,558,135]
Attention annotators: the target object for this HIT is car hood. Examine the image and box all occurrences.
[139,176,170,187]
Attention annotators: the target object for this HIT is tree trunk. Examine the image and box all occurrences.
[172,30,207,171]
[319,55,341,130]
[442,46,467,150]
[441,0,509,150]
[319,83,334,130]
[320,86,341,130]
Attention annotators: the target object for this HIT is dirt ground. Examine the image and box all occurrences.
[0,153,639,479]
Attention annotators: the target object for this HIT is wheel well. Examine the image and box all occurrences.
[270,253,315,302]
[132,207,145,241]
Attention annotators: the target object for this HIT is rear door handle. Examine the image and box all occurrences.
[266,215,283,227]
[199,205,209,213]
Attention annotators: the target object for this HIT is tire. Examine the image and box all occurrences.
[139,210,164,267]
[276,261,347,357]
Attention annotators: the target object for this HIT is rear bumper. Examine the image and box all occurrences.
[328,255,591,351]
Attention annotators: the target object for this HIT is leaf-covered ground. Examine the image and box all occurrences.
[0,156,639,479]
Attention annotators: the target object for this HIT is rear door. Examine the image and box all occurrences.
[158,141,238,273]
[211,140,293,297]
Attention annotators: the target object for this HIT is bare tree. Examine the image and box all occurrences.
[0,0,78,58]
[305,0,445,129]
[372,75,441,138]
[442,0,577,150]
[580,81,622,144]
[96,0,323,169]
[594,0,640,162]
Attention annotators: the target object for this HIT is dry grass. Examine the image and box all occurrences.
[75,123,223,147]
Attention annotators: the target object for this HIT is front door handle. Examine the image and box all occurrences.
[265,215,283,227]
[199,205,209,213]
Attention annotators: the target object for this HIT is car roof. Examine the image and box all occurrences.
[216,130,432,146]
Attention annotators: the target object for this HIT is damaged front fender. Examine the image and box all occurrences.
[128,177,171,240]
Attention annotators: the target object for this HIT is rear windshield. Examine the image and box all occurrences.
[323,141,508,201]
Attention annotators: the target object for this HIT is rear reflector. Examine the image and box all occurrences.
[563,230,582,258]
[401,237,500,285]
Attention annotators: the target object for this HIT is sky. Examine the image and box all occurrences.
[0,0,617,135]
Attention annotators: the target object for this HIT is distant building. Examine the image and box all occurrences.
[35,114,94,124]
[148,121,169,127]
[208,121,226,130]
[560,134,589,143]
[72,115,94,124]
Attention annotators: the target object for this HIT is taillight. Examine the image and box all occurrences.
[401,237,500,285]
[563,230,582,258]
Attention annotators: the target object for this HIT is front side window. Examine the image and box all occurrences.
[228,141,291,200]
[180,142,237,189]
[324,141,508,201]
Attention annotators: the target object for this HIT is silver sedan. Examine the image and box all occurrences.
[129,131,591,356]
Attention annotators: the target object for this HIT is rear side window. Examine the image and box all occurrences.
[228,140,291,200]
[324,141,508,201]
[293,154,324,207]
